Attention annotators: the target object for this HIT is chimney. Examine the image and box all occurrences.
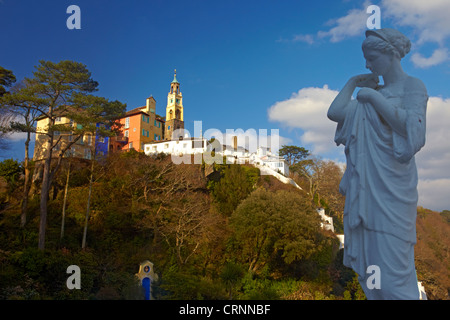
[146,96,155,113]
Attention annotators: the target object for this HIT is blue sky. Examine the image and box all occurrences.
[1,0,450,211]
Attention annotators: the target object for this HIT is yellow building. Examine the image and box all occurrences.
[33,114,100,161]
[164,70,184,140]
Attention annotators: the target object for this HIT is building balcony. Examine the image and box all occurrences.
[115,136,128,144]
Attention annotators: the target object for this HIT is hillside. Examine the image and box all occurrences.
[0,152,448,300]
[415,207,450,300]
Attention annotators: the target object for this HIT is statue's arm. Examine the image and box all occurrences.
[328,74,379,123]
[359,88,407,136]
[327,78,357,123]
[357,77,427,137]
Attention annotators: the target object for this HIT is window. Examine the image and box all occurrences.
[124,130,129,137]
[129,142,133,149]
[125,117,130,129]
[192,140,205,148]
[168,125,171,130]
[84,148,92,160]
[86,135,92,145]
[55,117,62,122]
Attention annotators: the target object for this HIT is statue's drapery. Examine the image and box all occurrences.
[334,77,428,299]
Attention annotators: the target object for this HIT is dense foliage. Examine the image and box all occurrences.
[0,152,448,300]
[0,152,358,300]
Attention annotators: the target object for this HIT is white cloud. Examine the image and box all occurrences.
[410,49,449,68]
[292,34,315,45]
[6,131,34,141]
[416,96,450,179]
[276,34,315,45]
[381,0,450,69]
[267,85,340,155]
[415,95,450,211]
[381,0,450,45]
[317,7,368,43]
[418,179,450,212]
[268,87,450,212]
[294,0,450,68]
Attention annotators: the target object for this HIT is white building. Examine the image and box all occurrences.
[224,146,290,177]
[317,208,335,233]
[144,136,295,188]
[144,137,207,156]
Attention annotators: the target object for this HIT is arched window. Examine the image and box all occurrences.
[169,110,173,120]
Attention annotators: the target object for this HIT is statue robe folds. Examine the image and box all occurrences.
[334,77,428,299]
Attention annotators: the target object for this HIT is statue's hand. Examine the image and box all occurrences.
[351,73,379,89]
[357,87,378,103]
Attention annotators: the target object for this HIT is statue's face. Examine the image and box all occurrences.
[363,47,393,77]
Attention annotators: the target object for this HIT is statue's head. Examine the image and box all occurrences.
[362,28,411,76]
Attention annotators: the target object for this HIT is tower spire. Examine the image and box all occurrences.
[172,69,179,84]
[165,69,184,140]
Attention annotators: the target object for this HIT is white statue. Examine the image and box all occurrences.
[327,28,428,299]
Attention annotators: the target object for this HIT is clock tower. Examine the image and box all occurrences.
[165,69,184,140]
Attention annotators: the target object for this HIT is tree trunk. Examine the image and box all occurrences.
[82,156,94,249]
[20,132,31,228]
[38,152,52,250]
[60,163,70,241]
[38,126,54,250]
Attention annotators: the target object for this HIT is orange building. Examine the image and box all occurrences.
[110,71,184,153]
[110,96,164,153]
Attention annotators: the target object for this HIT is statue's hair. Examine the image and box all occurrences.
[362,28,411,59]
